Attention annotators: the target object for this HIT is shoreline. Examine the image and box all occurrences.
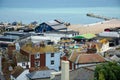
[68,19,120,34]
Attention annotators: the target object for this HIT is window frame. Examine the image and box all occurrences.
[51,60,54,65]
[35,61,40,67]
[22,62,26,66]
[51,53,54,57]
[34,53,40,59]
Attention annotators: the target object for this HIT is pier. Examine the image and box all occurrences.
[86,13,115,20]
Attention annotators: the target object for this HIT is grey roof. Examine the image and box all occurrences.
[4,31,31,39]
[98,32,120,38]
[53,67,94,80]
[110,55,120,61]
[51,24,66,30]
[0,35,19,39]
[45,30,79,35]
[45,20,66,30]
[0,35,18,42]
[26,70,56,79]
[46,20,62,26]
[106,50,120,57]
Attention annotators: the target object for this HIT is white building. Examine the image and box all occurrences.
[46,52,62,71]
[21,44,64,71]
[30,31,79,44]
[17,62,30,69]
[99,32,120,38]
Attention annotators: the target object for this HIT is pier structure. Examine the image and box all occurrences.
[86,13,116,20]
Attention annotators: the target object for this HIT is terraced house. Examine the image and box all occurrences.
[20,42,63,71]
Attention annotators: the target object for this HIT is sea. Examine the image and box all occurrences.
[0,7,120,24]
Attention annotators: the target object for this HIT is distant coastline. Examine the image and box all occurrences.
[0,7,120,24]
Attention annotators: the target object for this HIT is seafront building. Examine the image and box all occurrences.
[35,19,67,33]
[30,30,79,44]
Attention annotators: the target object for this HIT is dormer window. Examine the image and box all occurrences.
[34,53,40,59]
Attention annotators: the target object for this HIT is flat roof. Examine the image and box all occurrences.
[26,70,56,79]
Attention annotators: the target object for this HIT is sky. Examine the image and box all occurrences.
[0,0,120,8]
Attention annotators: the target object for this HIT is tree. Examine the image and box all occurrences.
[94,62,120,80]
[98,70,105,80]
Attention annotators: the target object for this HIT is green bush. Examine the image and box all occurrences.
[94,62,120,80]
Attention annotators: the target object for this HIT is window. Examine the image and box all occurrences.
[51,53,54,57]
[35,61,40,67]
[34,53,40,59]
[72,34,74,36]
[51,60,54,65]
[22,62,25,66]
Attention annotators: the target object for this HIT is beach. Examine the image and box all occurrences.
[68,19,120,34]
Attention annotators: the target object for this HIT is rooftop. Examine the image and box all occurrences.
[41,19,67,30]
[26,70,56,79]
[69,51,106,64]
[0,36,18,42]
[53,66,94,80]
[11,66,24,78]
[77,54,106,64]
[21,43,58,54]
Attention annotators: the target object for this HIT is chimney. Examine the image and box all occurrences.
[61,60,69,80]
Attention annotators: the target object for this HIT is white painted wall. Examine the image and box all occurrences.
[76,63,97,69]
[100,42,110,55]
[46,52,62,71]
[99,32,120,38]
[31,32,78,44]
[17,62,30,69]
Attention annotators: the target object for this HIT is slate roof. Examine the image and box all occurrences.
[45,20,66,30]
[53,66,94,80]
[11,66,24,78]
[106,50,120,57]
[45,30,79,34]
[26,70,56,79]
[110,55,120,61]
[4,31,31,39]
[0,36,18,42]
[69,51,106,64]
